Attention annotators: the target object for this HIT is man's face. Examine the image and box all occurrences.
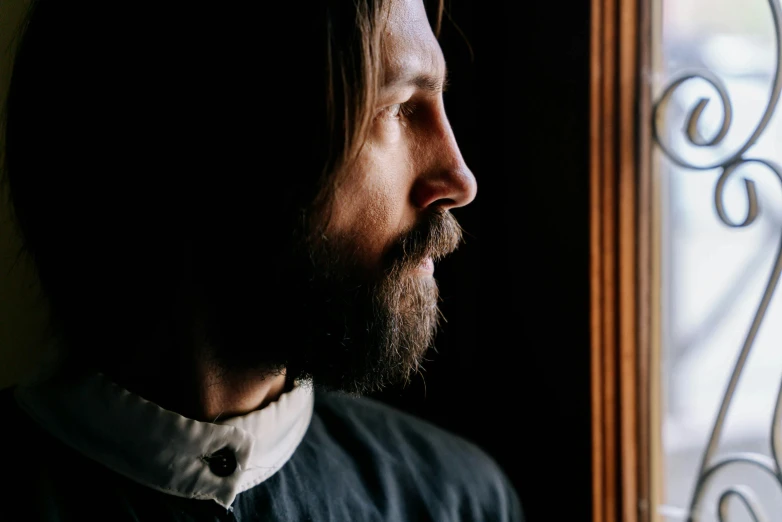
[325,0,476,278]
[206,0,476,394]
[300,0,477,392]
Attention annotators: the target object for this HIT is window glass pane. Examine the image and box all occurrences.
[656,0,782,519]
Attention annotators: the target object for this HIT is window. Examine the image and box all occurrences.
[654,0,782,519]
[593,0,782,520]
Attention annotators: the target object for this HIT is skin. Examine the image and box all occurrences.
[110,0,476,422]
[327,0,476,277]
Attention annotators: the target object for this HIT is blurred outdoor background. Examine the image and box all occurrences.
[657,0,782,518]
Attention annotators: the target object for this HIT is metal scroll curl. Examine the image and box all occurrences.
[718,485,768,522]
[652,0,782,520]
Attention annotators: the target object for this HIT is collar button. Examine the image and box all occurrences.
[206,447,237,477]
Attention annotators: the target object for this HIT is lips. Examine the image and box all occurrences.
[418,257,434,273]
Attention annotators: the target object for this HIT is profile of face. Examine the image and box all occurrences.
[2,0,474,393]
[205,0,476,394]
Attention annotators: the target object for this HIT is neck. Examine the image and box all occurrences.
[99,336,288,423]
[101,276,289,421]
[94,274,290,421]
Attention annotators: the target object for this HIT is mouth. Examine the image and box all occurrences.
[415,257,435,275]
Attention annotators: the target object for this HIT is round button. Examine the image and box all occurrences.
[206,447,237,477]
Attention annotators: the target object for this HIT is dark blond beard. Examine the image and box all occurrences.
[292,209,462,394]
[200,210,462,396]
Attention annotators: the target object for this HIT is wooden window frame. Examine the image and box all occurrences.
[590,0,656,520]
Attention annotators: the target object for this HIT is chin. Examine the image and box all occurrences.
[291,271,441,396]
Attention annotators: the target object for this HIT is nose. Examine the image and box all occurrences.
[410,112,477,211]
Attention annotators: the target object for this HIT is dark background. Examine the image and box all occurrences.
[371,1,594,520]
[0,0,596,518]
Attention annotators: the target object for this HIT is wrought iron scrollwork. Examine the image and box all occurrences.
[652,0,782,520]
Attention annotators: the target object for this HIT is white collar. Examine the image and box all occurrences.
[14,371,314,508]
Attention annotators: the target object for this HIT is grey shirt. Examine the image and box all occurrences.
[1,383,523,521]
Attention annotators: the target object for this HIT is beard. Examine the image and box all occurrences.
[199,210,463,395]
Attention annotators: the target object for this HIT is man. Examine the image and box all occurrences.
[1,0,522,520]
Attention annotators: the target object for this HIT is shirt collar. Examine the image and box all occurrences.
[14,370,314,508]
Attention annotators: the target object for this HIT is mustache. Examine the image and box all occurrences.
[388,211,464,274]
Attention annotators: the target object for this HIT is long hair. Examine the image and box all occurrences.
[1,1,444,368]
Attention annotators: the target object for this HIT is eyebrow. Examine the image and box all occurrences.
[383,68,449,94]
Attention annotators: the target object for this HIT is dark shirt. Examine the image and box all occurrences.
[1,387,523,522]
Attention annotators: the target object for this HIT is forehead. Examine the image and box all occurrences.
[382,0,444,81]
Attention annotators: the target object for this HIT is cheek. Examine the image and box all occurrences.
[329,142,414,266]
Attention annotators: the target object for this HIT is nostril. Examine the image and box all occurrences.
[432,198,457,210]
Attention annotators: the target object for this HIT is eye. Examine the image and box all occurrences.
[378,103,402,120]
[377,102,415,121]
